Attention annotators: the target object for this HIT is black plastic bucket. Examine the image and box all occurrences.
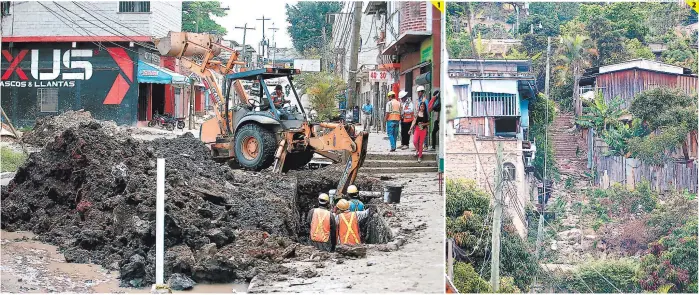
[383,185,403,204]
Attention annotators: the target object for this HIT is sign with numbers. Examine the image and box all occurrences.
[369,71,391,83]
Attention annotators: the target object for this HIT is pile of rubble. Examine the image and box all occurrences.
[1,121,391,288]
[21,110,132,146]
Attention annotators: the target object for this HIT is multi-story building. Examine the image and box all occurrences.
[1,1,184,126]
[446,58,538,238]
[363,1,442,132]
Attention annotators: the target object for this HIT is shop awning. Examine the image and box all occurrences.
[137,61,189,85]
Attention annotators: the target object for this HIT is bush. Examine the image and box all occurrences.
[562,259,641,293]
[637,220,698,293]
[453,262,491,293]
[0,147,27,172]
[446,178,490,218]
[585,182,657,221]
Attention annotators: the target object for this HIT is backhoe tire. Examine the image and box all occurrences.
[282,150,314,172]
[234,124,276,171]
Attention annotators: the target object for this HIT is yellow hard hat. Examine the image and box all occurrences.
[387,91,396,97]
[318,193,329,204]
[336,199,350,211]
[347,185,358,194]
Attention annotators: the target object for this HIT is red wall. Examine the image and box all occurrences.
[161,56,177,115]
[399,2,428,34]
[432,5,441,90]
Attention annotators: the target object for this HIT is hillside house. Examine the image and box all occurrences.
[446,58,538,238]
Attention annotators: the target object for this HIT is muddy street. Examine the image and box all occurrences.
[250,172,444,293]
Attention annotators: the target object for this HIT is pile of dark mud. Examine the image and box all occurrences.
[21,110,131,146]
[2,122,378,287]
[1,122,394,288]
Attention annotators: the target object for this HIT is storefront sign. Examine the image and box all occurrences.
[1,49,95,87]
[139,48,161,65]
[420,38,433,63]
[139,70,159,76]
[369,70,391,83]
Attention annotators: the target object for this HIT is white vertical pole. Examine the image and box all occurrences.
[156,158,165,286]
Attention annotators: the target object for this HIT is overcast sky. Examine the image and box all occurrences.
[213,0,298,49]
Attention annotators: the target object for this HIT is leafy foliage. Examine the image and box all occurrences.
[182,1,228,35]
[637,220,698,293]
[0,147,26,172]
[627,125,689,165]
[576,93,626,131]
[285,2,342,54]
[630,87,697,132]
[446,178,539,292]
[529,94,558,180]
[295,72,344,121]
[561,259,641,293]
[453,262,492,293]
[584,182,658,223]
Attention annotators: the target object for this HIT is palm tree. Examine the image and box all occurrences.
[555,35,597,116]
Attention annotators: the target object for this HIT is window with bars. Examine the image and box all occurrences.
[119,1,150,13]
[471,92,518,117]
[38,88,59,113]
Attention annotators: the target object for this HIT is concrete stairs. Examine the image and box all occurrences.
[361,151,439,174]
[549,112,589,177]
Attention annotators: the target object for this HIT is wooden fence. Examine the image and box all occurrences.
[588,131,698,193]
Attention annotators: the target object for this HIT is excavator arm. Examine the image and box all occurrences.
[275,122,368,198]
[155,32,248,142]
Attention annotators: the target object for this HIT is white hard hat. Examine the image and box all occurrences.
[398,90,408,99]
[416,86,425,92]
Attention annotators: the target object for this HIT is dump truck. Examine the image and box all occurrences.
[155,32,368,196]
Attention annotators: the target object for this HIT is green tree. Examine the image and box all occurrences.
[623,38,655,60]
[555,35,597,116]
[630,87,696,132]
[576,93,627,132]
[295,72,344,121]
[285,2,342,54]
[182,1,228,35]
[447,32,473,59]
[585,15,626,66]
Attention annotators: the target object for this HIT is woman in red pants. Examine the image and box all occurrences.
[410,101,430,163]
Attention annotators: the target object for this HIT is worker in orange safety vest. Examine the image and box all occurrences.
[307,193,336,252]
[334,199,373,246]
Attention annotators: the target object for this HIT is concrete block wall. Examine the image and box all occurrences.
[1,1,181,38]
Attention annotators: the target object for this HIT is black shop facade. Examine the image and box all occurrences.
[1,40,188,127]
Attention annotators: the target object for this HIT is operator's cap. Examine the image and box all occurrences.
[387,91,396,97]
[417,86,425,92]
[318,193,330,205]
[336,199,350,211]
[347,185,359,194]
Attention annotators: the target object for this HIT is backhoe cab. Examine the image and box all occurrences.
[204,68,368,194]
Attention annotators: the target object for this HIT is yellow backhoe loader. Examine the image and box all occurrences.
[154,32,368,196]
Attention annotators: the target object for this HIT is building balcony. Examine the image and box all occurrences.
[381,31,432,55]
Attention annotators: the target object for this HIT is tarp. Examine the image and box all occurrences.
[137,61,189,85]
[470,79,518,94]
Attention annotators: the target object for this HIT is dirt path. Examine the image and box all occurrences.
[0,231,247,293]
[251,172,444,293]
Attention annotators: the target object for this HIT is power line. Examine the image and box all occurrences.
[72,1,157,51]
[40,2,142,66]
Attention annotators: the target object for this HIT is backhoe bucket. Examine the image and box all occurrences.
[199,117,221,144]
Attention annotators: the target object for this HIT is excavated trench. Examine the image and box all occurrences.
[1,121,393,288]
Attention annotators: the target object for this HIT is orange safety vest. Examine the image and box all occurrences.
[402,102,414,123]
[337,212,361,245]
[387,99,401,121]
[310,209,331,243]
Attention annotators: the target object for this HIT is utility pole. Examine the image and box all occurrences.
[189,79,195,130]
[347,2,363,109]
[490,143,504,292]
[322,24,327,71]
[235,23,255,68]
[256,15,271,59]
[269,24,279,66]
[544,36,551,98]
[533,35,552,291]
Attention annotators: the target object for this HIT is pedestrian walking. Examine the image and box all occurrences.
[361,98,373,132]
[399,90,413,150]
[384,91,400,152]
[415,86,429,149]
[410,101,430,162]
[428,89,440,151]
